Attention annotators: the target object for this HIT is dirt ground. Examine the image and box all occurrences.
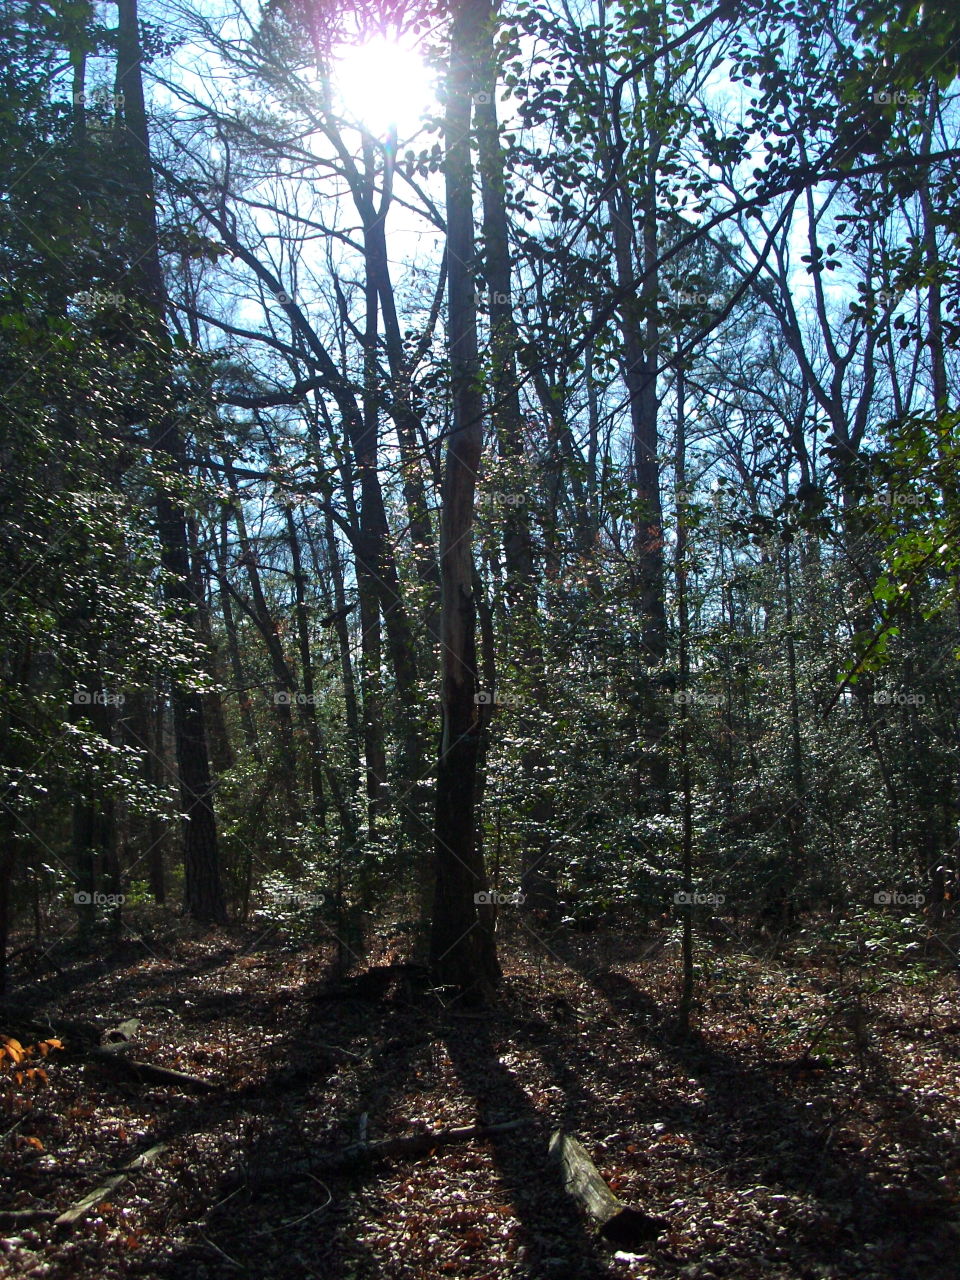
[2,913,959,1279]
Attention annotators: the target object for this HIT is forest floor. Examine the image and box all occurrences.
[2,911,960,1280]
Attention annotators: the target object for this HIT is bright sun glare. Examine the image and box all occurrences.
[332,34,435,137]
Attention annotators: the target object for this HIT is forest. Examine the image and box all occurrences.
[2,0,960,1276]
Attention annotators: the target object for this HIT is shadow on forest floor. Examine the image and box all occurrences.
[2,913,960,1279]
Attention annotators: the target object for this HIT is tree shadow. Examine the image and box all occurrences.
[439,1003,626,1279]
[550,935,960,1280]
[104,964,429,1278]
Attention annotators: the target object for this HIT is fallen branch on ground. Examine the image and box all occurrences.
[88,1042,217,1093]
[55,1143,167,1226]
[0,1208,59,1226]
[223,1117,535,1190]
[3,1008,217,1092]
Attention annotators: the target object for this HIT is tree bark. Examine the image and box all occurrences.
[474,3,554,914]
[675,365,694,1031]
[115,0,225,923]
[430,0,501,1001]
[602,51,668,812]
[549,1130,668,1246]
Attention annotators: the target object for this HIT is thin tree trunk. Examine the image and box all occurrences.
[285,504,326,827]
[358,222,390,837]
[675,366,694,1031]
[214,515,262,763]
[781,520,806,904]
[188,516,234,779]
[221,456,302,820]
[918,82,957,915]
[148,691,167,905]
[320,509,363,817]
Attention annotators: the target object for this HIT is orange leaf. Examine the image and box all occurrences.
[2,1037,24,1064]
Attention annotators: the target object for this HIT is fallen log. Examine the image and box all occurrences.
[89,1043,217,1093]
[549,1130,668,1247]
[224,1117,534,1189]
[55,1143,167,1226]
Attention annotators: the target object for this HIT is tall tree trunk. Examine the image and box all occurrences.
[358,567,389,836]
[147,690,168,905]
[474,3,553,913]
[115,0,225,923]
[187,515,234,779]
[355,148,442,668]
[675,365,694,1031]
[430,0,500,1000]
[285,505,326,827]
[260,428,329,827]
[918,82,957,915]
[358,225,390,837]
[603,59,668,812]
[781,517,807,904]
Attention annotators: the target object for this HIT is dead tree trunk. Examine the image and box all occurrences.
[549,1130,667,1246]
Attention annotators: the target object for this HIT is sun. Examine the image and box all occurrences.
[331,33,435,137]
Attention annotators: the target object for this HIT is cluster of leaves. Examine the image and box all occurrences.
[0,1034,63,1114]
